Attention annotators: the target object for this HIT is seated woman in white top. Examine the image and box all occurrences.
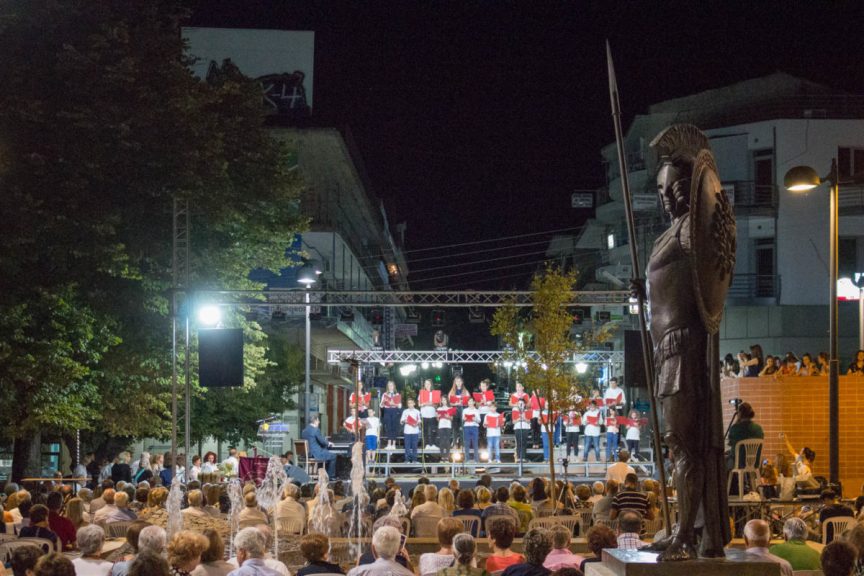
[418,518,462,576]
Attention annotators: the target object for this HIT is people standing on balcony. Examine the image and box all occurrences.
[759,356,779,376]
[419,379,440,450]
[798,353,818,376]
[739,345,764,376]
[380,380,402,451]
[848,350,864,374]
[722,354,740,377]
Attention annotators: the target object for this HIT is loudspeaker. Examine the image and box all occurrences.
[199,328,244,388]
[624,330,646,389]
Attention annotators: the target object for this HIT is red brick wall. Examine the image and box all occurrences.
[721,375,864,492]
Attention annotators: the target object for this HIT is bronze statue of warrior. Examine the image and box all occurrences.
[644,124,736,560]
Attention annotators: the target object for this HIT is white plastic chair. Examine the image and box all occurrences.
[822,516,856,544]
[727,438,763,499]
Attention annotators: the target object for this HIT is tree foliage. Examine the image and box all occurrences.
[491,267,617,505]
[0,0,306,472]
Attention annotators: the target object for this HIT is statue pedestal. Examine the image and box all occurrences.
[584,549,781,576]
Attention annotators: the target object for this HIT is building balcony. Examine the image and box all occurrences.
[725,180,777,217]
[727,273,781,304]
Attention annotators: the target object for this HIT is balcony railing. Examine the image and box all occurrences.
[728,273,781,301]
[725,180,777,209]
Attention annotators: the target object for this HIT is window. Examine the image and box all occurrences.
[752,149,774,206]
[755,239,775,298]
[838,147,864,179]
[839,237,859,279]
[607,233,615,250]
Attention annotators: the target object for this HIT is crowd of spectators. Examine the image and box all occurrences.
[723,346,864,377]
[8,463,864,576]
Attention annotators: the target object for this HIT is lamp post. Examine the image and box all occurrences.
[297,264,318,429]
[784,160,841,485]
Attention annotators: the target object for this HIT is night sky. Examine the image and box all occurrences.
[189,1,864,291]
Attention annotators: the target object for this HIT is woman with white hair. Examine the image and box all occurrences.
[347,526,414,576]
[133,453,153,484]
[439,534,487,576]
[72,525,113,576]
[230,528,282,576]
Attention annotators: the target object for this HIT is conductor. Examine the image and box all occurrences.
[301,414,337,478]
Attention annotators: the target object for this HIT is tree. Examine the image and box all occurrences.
[0,0,305,478]
[491,267,615,507]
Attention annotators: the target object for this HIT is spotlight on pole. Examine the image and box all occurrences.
[197,305,222,327]
[421,361,430,370]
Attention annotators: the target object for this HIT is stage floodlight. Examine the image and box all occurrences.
[197,305,222,327]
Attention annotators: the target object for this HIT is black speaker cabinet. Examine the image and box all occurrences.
[199,328,244,388]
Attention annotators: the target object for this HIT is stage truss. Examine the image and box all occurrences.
[327,349,624,365]
[196,289,629,308]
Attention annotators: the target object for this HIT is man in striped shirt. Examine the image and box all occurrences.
[610,473,653,521]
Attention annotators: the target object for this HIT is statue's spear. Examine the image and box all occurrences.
[606,41,671,529]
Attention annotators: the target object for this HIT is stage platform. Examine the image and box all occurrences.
[360,445,657,484]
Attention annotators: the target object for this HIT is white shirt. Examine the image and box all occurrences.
[745,547,793,576]
[437,408,453,429]
[188,464,201,482]
[72,558,113,576]
[604,386,625,409]
[93,504,119,524]
[584,409,601,436]
[512,408,532,430]
[227,555,291,576]
[223,456,239,476]
[485,413,502,437]
[365,416,380,437]
[401,408,421,434]
[626,421,641,441]
[462,407,480,427]
[419,390,438,418]
[564,412,581,433]
[605,462,636,484]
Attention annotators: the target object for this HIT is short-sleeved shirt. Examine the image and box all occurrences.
[610,489,649,518]
[727,420,764,466]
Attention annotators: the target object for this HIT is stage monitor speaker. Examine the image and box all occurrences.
[624,329,646,389]
[199,328,244,388]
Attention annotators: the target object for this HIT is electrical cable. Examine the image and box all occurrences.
[408,247,560,276]
[405,237,565,264]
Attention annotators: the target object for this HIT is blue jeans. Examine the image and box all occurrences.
[606,432,620,461]
[584,435,600,461]
[464,426,479,461]
[488,436,500,462]
[554,417,564,445]
[405,434,419,462]
[541,431,550,460]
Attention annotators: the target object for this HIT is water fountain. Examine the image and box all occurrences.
[347,442,369,556]
[308,466,334,535]
[166,476,183,538]
[257,456,289,558]
[227,479,243,556]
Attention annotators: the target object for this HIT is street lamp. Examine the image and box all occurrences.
[784,160,841,485]
[297,264,318,428]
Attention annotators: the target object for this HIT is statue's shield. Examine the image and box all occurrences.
[689,150,736,335]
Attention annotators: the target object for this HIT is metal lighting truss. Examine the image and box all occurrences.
[326,349,624,365]
[196,289,629,308]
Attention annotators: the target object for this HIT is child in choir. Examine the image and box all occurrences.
[380,380,402,450]
[401,398,421,463]
[625,409,641,456]
[365,411,381,452]
[511,399,532,462]
[437,397,455,452]
[540,409,555,460]
[603,378,625,413]
[509,382,528,407]
[344,407,363,442]
[564,410,582,458]
[475,379,494,446]
[449,376,470,435]
[484,404,503,463]
[350,384,371,418]
[419,379,440,450]
[605,409,620,462]
[462,397,480,462]
[583,400,602,462]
